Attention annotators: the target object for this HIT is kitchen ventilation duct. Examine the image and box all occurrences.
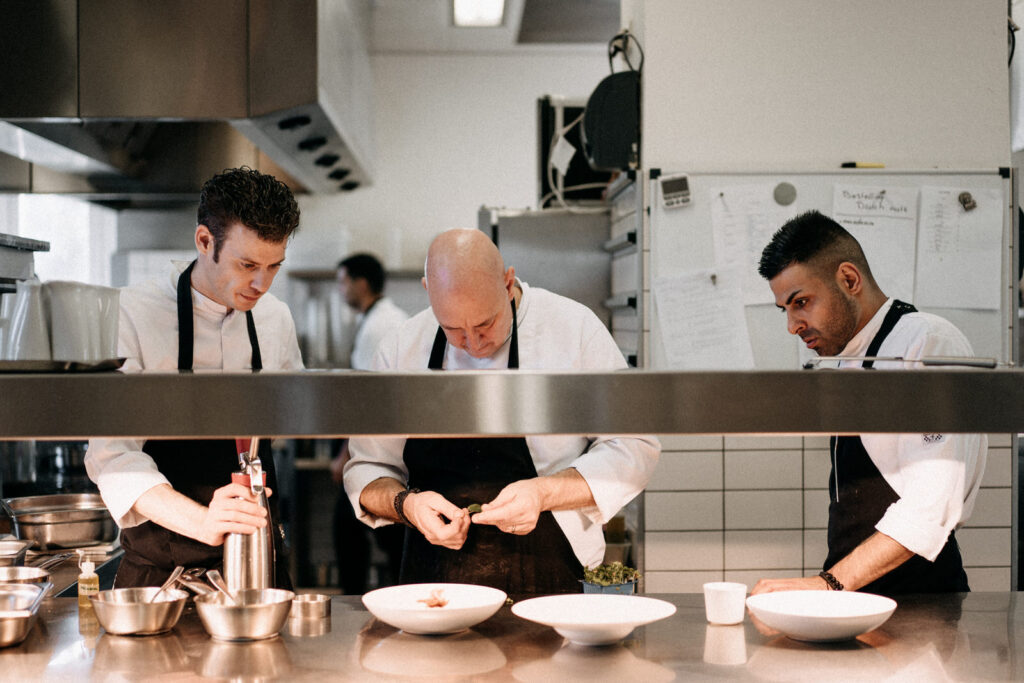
[0,0,374,201]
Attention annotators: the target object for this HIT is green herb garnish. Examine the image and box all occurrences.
[467,503,483,514]
[583,561,640,586]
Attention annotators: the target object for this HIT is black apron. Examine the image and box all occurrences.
[400,299,583,595]
[117,261,290,588]
[825,300,968,596]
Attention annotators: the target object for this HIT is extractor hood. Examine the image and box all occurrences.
[0,0,374,202]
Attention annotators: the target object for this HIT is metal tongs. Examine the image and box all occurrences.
[237,436,264,496]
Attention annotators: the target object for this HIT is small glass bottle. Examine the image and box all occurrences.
[77,559,99,607]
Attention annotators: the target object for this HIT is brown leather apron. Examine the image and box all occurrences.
[399,300,583,595]
[116,260,290,588]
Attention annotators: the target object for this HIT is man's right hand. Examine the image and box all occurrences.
[403,490,470,550]
[195,482,269,547]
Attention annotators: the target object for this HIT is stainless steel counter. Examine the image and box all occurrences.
[4,592,1023,680]
[1,369,1022,438]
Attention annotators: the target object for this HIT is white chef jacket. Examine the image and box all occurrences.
[834,298,987,562]
[350,296,408,370]
[343,280,661,569]
[85,260,304,528]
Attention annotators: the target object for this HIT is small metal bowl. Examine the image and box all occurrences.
[290,593,331,619]
[194,588,294,642]
[90,587,189,636]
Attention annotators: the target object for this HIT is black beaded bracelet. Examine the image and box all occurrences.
[819,570,844,591]
[393,487,420,527]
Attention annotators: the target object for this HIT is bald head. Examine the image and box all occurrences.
[423,229,517,358]
[425,229,506,295]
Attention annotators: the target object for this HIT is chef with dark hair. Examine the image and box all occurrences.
[86,167,303,588]
[751,210,986,597]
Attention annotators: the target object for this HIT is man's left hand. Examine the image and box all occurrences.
[750,575,828,595]
[471,479,544,535]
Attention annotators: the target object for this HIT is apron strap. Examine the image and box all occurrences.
[427,298,519,370]
[176,261,197,371]
[862,299,917,369]
[245,309,262,370]
[176,259,263,371]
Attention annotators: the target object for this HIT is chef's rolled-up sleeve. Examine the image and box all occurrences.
[559,435,661,525]
[866,432,986,561]
[343,436,409,528]
[84,438,170,528]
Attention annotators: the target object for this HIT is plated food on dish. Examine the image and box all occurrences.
[362,583,507,635]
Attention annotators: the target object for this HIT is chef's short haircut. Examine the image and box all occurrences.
[338,253,386,294]
[758,210,875,283]
[198,167,300,262]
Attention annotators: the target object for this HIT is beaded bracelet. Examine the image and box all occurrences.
[393,487,420,527]
[819,569,844,591]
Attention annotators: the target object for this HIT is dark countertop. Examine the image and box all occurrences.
[1,592,1021,680]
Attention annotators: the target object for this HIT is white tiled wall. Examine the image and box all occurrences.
[643,434,1015,592]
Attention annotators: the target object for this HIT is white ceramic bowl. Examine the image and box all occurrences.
[745,590,897,642]
[361,583,507,635]
[511,594,676,646]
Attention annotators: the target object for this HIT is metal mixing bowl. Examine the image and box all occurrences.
[194,588,294,641]
[90,587,189,636]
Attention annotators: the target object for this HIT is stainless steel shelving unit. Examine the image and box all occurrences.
[0,369,1021,438]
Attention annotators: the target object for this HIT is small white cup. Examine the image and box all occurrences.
[703,624,747,665]
[703,581,747,625]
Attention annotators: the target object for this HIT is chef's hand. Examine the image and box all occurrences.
[196,482,270,547]
[404,490,471,550]
[749,575,827,595]
[470,479,543,535]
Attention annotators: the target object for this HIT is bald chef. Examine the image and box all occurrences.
[344,228,660,595]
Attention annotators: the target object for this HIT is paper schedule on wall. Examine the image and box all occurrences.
[710,184,800,306]
[915,186,1002,310]
[832,185,919,303]
[652,267,755,369]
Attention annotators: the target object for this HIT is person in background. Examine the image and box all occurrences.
[85,167,303,588]
[343,228,660,595]
[330,253,408,593]
[751,210,986,597]
[336,253,411,371]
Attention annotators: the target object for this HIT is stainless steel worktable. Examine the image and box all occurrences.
[3,592,1022,680]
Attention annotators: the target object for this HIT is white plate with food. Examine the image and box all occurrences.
[745,590,897,642]
[511,594,676,646]
[361,583,507,635]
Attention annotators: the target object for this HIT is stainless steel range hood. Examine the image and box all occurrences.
[0,0,374,202]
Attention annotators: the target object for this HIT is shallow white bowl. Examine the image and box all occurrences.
[361,583,507,635]
[745,590,897,642]
[511,594,676,646]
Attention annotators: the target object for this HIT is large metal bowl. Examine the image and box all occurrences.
[2,494,116,549]
[90,587,189,636]
[194,589,294,642]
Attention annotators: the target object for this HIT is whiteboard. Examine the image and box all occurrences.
[646,170,1015,370]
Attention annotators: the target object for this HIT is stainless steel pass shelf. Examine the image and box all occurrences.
[0,369,1021,439]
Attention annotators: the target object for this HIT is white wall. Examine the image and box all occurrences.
[291,49,610,272]
[637,0,1009,172]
